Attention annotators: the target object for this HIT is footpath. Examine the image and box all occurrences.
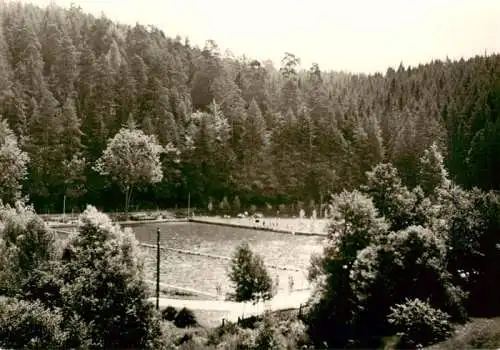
[147,289,312,325]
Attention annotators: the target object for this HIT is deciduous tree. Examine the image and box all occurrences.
[94,122,163,212]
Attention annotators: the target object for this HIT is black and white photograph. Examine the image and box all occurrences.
[0,0,499,348]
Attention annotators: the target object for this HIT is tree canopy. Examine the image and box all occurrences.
[0,1,499,214]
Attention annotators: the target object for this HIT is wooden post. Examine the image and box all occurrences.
[187,192,191,218]
[156,227,160,310]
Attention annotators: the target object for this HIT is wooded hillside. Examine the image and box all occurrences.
[1,1,499,212]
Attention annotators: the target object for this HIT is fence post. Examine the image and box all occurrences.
[156,227,160,310]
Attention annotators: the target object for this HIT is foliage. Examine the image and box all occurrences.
[444,189,500,316]
[254,314,285,350]
[0,118,29,204]
[428,317,500,350]
[327,190,388,251]
[418,142,451,197]
[59,205,163,349]
[220,328,257,350]
[274,317,310,348]
[0,2,498,211]
[94,125,164,211]
[162,305,178,321]
[205,314,309,350]
[346,225,466,346]
[227,242,274,303]
[206,320,241,346]
[0,297,67,349]
[0,202,60,299]
[305,182,471,348]
[305,190,388,348]
[363,163,426,231]
[388,298,453,349]
[174,307,197,328]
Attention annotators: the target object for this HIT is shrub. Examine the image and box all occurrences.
[162,306,178,321]
[276,318,310,348]
[178,335,207,350]
[255,315,286,350]
[174,332,193,346]
[0,297,67,349]
[174,307,197,328]
[207,320,240,346]
[219,328,256,350]
[388,298,453,349]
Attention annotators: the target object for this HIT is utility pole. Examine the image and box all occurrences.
[156,227,160,310]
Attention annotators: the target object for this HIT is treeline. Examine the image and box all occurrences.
[0,1,499,212]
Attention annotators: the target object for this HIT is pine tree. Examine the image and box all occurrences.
[418,142,450,196]
[0,117,29,203]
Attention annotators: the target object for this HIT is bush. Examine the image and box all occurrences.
[219,328,256,350]
[388,298,453,349]
[255,315,285,350]
[0,203,59,297]
[207,320,240,346]
[276,318,310,348]
[174,307,197,328]
[0,297,67,349]
[174,332,193,346]
[162,306,178,321]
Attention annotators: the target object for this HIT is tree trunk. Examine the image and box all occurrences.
[125,185,134,213]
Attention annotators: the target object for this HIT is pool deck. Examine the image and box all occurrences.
[47,216,330,237]
[47,218,188,229]
[145,280,218,299]
[148,289,312,324]
[189,217,328,236]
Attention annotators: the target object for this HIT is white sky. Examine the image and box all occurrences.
[17,0,500,74]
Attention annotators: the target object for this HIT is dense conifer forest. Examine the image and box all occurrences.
[0,1,499,212]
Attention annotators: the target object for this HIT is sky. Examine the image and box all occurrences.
[18,0,500,74]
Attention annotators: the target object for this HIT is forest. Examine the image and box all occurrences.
[0,1,500,213]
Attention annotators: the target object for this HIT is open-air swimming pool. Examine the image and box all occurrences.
[130,222,325,297]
